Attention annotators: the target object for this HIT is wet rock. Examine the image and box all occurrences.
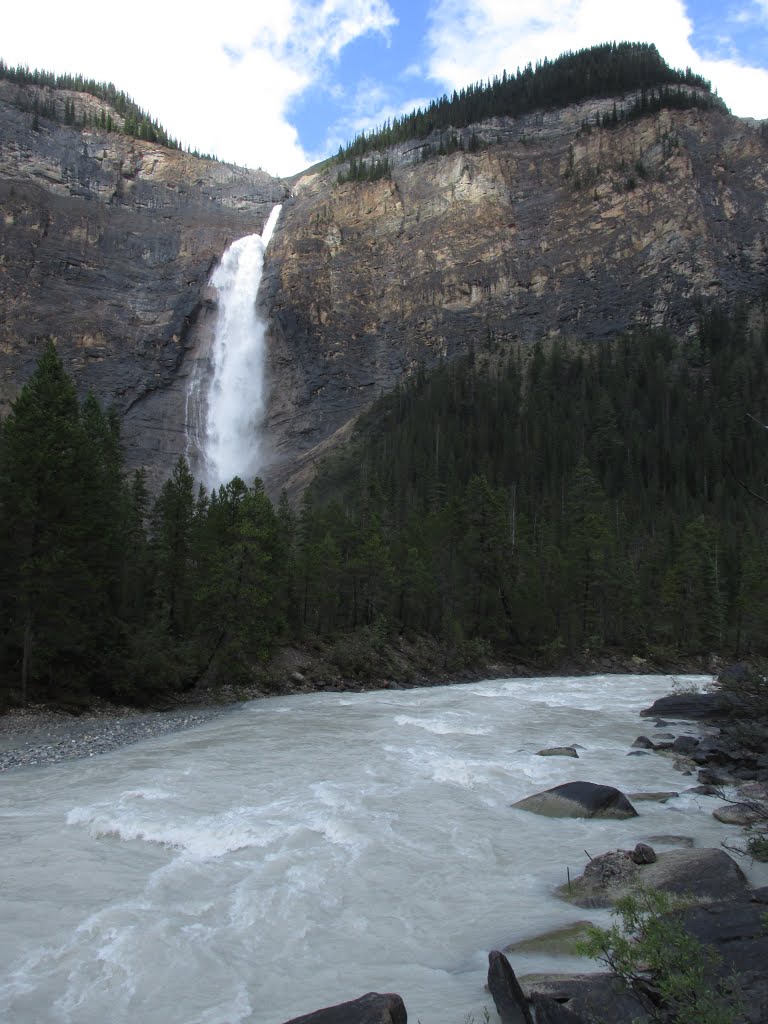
[560,847,748,907]
[679,890,768,1024]
[536,746,579,758]
[281,993,407,1024]
[529,991,590,1023]
[697,766,735,786]
[629,791,679,803]
[488,950,533,1024]
[713,802,765,825]
[627,750,650,756]
[512,782,638,819]
[640,693,731,720]
[643,834,694,848]
[631,843,657,865]
[632,735,656,749]
[526,973,647,1024]
[671,735,699,754]
[504,921,595,958]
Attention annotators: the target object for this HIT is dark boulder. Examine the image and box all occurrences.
[640,693,731,720]
[487,950,533,1024]
[530,991,590,1023]
[632,735,656,749]
[512,782,638,819]
[527,974,648,1024]
[631,843,657,864]
[536,746,579,758]
[671,735,699,754]
[281,993,407,1024]
[679,889,768,1024]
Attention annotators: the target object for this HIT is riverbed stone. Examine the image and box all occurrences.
[640,693,731,720]
[713,801,765,825]
[536,746,579,758]
[631,843,657,864]
[632,735,656,749]
[512,782,638,819]
[559,847,749,907]
[280,993,407,1024]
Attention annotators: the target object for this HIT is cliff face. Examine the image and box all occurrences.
[0,81,766,492]
[0,80,287,482]
[262,96,767,490]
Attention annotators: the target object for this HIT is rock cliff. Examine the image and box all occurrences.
[262,95,767,490]
[0,81,766,491]
[0,79,287,483]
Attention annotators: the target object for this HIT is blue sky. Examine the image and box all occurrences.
[4,0,768,177]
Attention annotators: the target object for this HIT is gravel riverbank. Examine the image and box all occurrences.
[0,704,228,771]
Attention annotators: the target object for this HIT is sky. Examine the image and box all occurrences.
[3,0,768,178]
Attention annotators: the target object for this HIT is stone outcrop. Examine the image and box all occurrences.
[1,82,767,491]
[512,781,638,819]
[262,100,768,491]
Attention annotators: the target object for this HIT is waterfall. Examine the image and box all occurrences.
[192,204,282,489]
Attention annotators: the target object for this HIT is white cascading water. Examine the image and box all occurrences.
[195,205,282,488]
[2,674,768,1024]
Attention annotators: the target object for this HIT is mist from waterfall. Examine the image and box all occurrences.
[195,205,281,489]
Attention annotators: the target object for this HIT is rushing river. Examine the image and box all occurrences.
[1,674,764,1024]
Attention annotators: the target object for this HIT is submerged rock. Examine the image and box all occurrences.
[536,746,579,758]
[512,782,638,819]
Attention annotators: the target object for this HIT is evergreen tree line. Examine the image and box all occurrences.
[0,343,291,708]
[0,58,183,151]
[1,308,766,709]
[336,42,721,165]
[305,308,768,660]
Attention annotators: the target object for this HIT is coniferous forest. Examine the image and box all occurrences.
[1,303,766,710]
[335,42,723,163]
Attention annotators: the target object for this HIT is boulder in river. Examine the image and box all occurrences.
[536,746,579,758]
[280,993,407,1024]
[560,847,749,908]
[640,693,731,720]
[713,801,765,825]
[512,782,638,819]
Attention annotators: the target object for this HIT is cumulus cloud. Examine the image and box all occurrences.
[425,0,768,118]
[2,0,398,176]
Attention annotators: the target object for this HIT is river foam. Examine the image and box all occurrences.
[1,675,765,1024]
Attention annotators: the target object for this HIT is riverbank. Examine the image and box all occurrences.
[0,638,721,771]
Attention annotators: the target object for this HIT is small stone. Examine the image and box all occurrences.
[631,842,657,865]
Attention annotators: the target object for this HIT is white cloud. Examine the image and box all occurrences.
[425,0,768,118]
[1,0,398,176]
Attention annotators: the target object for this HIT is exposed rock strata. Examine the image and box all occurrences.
[262,101,768,491]
[1,82,767,491]
[0,80,287,483]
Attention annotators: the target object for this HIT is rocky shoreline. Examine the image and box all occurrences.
[0,703,227,771]
[0,644,716,772]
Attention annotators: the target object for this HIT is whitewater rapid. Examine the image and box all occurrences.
[1,675,764,1024]
[190,205,281,489]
